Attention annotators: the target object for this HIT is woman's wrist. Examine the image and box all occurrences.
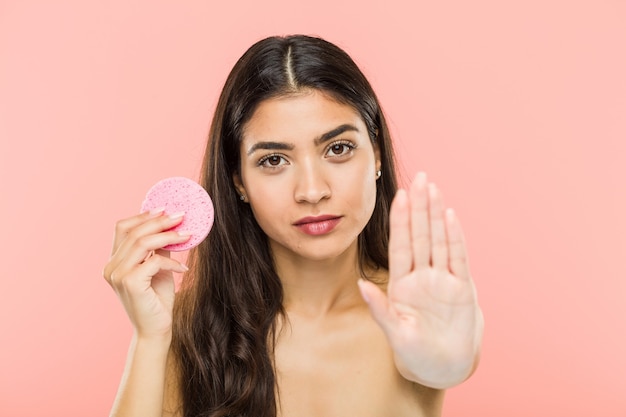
[132,330,173,353]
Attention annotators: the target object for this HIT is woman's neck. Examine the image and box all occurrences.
[271,241,365,318]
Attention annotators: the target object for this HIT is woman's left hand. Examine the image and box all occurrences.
[358,172,483,389]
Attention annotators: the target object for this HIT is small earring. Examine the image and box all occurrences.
[376,170,382,179]
[240,194,246,201]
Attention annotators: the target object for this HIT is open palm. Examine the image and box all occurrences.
[359,172,483,389]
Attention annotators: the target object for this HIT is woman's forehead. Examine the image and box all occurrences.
[242,91,366,143]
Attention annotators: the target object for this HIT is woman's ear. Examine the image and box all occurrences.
[373,142,382,174]
[233,173,248,202]
[372,129,381,172]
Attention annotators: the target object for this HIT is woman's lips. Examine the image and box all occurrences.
[293,215,342,236]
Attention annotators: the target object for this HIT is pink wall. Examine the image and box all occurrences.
[1,0,625,415]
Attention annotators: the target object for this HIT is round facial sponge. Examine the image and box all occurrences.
[140,177,214,251]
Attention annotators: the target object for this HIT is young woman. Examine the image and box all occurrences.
[103,35,483,417]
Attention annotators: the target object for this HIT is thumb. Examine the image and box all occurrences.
[358,279,394,334]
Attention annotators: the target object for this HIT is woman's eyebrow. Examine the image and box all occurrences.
[314,124,360,146]
[246,141,294,156]
[246,123,360,156]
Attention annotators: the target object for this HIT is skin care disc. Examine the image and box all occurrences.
[140,177,214,251]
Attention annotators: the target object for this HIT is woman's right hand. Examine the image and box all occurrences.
[103,209,191,340]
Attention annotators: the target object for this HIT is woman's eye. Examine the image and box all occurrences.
[267,155,282,165]
[326,142,354,157]
[258,154,287,168]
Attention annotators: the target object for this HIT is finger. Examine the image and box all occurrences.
[112,230,191,280]
[112,212,186,263]
[110,253,187,291]
[446,208,471,280]
[104,224,189,284]
[139,255,180,312]
[428,183,448,270]
[153,249,176,295]
[358,279,394,334]
[111,208,166,256]
[409,172,430,269]
[132,255,187,290]
[388,189,412,282]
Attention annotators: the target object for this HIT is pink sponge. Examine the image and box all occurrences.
[140,177,214,251]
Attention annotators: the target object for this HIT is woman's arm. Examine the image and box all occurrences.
[103,210,190,416]
[110,335,171,417]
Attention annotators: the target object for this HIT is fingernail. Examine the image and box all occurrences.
[177,230,192,237]
[169,211,185,220]
[179,263,189,272]
[148,207,166,217]
[416,171,427,186]
[395,188,408,202]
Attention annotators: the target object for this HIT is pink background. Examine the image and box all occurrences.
[1,0,625,415]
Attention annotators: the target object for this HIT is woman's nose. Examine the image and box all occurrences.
[294,161,331,204]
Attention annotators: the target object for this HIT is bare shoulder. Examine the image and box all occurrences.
[274,298,445,417]
[163,348,183,417]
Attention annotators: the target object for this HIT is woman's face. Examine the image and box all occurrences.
[235,90,381,263]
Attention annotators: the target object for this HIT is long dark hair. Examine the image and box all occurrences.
[172,35,398,417]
